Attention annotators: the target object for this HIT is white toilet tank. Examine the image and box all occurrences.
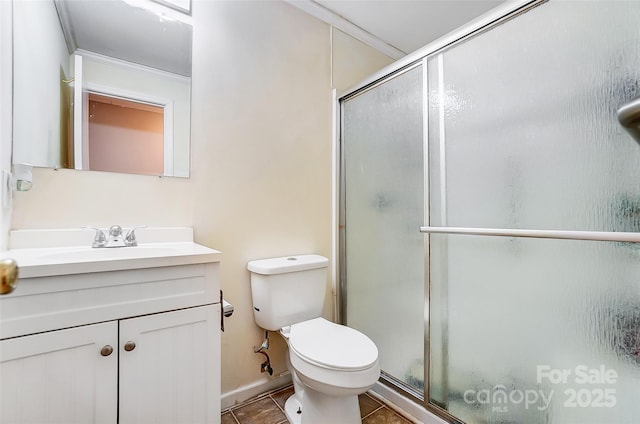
[248,254,329,331]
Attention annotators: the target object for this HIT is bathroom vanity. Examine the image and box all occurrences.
[0,228,222,424]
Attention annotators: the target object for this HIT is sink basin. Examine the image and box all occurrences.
[40,245,185,261]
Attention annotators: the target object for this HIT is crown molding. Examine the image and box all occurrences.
[285,0,406,60]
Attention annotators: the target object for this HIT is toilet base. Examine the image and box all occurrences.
[284,394,303,424]
[283,390,361,424]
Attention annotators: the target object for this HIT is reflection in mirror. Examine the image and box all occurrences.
[12,0,192,177]
[88,94,164,175]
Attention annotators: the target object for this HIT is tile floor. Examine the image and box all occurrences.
[222,385,416,424]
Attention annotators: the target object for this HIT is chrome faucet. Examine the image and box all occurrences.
[83,225,146,248]
[106,225,126,247]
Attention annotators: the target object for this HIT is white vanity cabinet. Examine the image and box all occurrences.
[1,321,119,424]
[118,305,219,424]
[0,243,222,424]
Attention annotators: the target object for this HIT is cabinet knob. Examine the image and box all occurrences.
[124,341,136,352]
[100,345,114,356]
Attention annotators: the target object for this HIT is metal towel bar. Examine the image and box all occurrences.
[419,226,640,243]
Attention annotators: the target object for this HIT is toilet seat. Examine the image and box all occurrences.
[288,317,378,371]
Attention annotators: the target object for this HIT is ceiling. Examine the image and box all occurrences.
[54,0,503,76]
[292,0,504,58]
[54,0,192,76]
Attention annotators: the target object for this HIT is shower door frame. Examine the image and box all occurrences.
[336,1,546,423]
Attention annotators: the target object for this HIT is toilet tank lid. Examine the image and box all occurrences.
[247,254,328,275]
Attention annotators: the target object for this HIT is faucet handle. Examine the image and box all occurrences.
[82,226,107,248]
[125,226,147,247]
[108,225,123,237]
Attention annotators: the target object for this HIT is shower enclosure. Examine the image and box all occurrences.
[339,1,640,423]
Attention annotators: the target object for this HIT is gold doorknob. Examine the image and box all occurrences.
[0,258,18,295]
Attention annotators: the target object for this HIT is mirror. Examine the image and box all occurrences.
[12,0,192,177]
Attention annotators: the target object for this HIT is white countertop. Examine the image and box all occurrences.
[1,228,222,278]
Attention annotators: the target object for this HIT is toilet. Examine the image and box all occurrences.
[248,254,380,424]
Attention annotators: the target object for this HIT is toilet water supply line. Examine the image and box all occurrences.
[254,330,273,376]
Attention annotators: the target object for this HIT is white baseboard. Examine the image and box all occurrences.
[221,372,292,410]
[370,381,448,424]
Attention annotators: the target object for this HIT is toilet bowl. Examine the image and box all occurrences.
[248,255,381,424]
[281,318,380,424]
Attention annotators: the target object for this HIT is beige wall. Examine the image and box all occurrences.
[332,28,396,93]
[9,0,392,402]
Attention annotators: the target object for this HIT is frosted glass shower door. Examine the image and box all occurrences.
[342,65,424,392]
[427,1,640,423]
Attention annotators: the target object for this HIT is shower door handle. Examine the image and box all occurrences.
[618,97,640,144]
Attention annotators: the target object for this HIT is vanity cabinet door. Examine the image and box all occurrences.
[0,321,118,424]
[118,304,220,424]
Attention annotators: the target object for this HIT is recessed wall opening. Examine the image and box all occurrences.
[86,93,164,176]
